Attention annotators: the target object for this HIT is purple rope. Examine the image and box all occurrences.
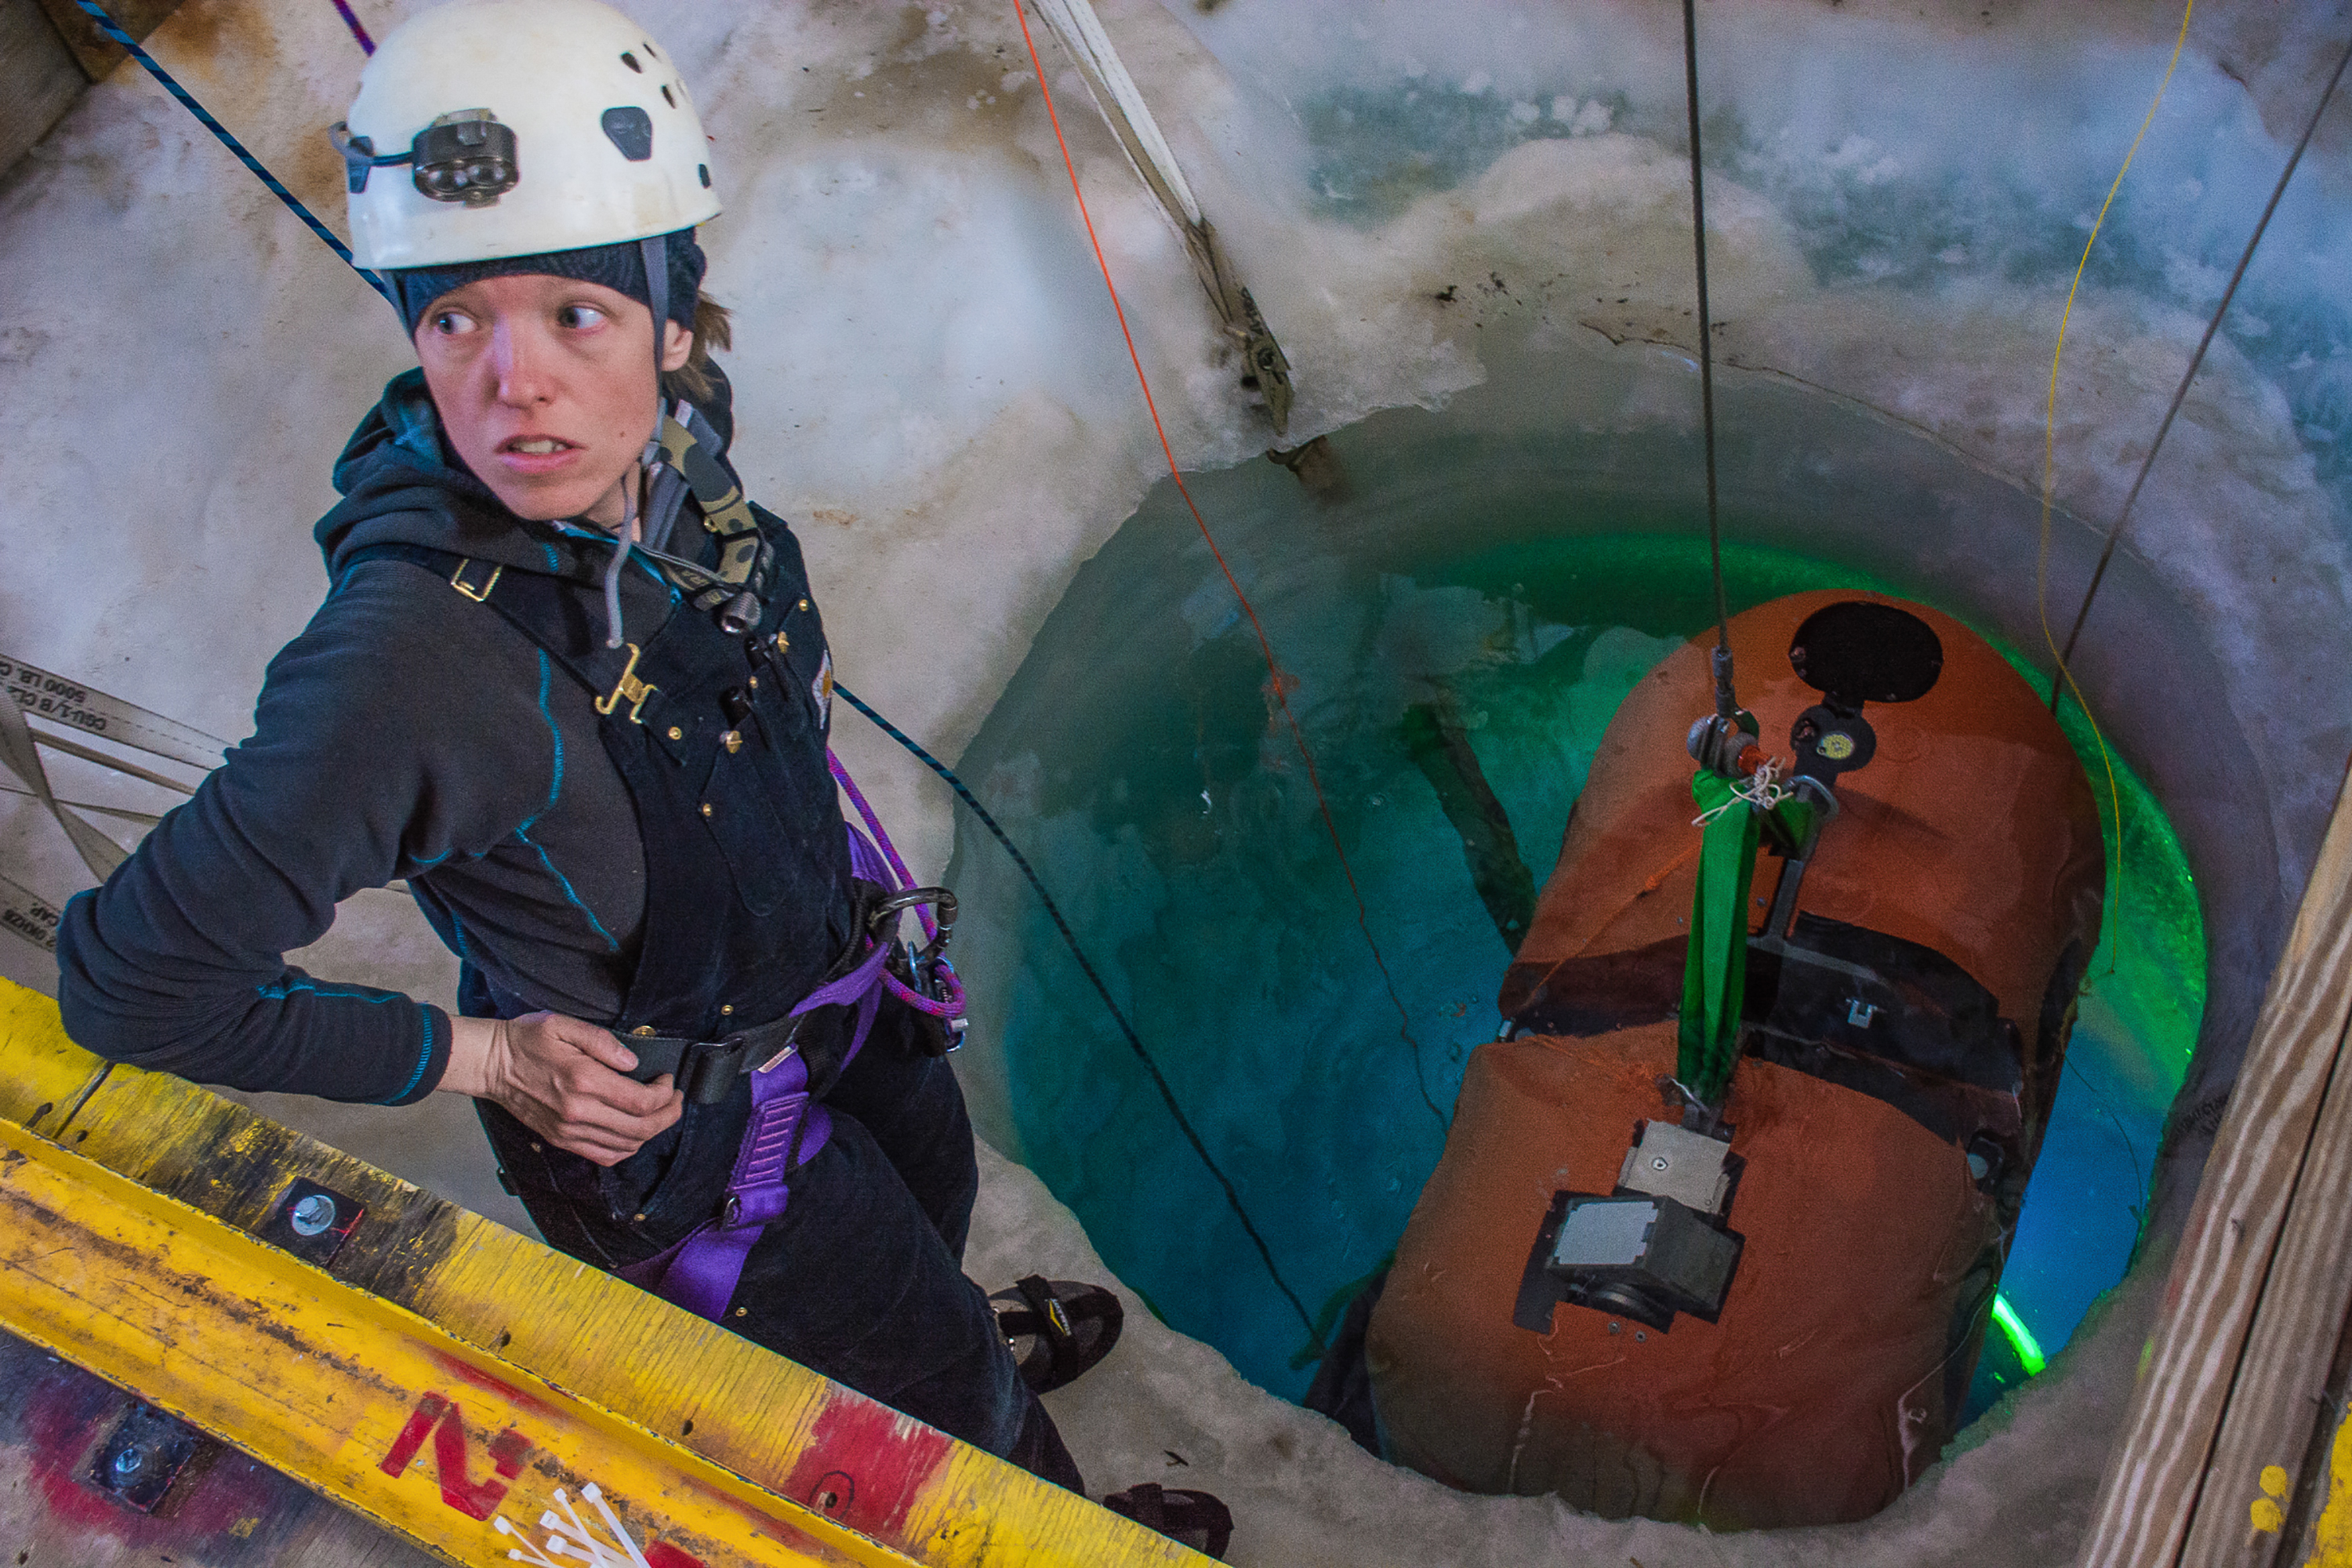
[829,750,934,941]
[826,750,967,1020]
[327,0,375,53]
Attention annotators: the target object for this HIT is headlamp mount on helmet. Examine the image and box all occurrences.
[332,109,520,208]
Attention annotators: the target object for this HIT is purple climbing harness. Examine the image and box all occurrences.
[617,750,968,1321]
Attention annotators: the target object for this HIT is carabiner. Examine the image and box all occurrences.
[866,886,957,961]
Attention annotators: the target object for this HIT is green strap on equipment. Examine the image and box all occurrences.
[1677,771,1814,1105]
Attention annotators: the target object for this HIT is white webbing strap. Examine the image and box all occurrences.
[1027,0,1203,227]
[1023,0,1297,434]
[0,655,227,937]
[1,655,229,771]
[0,871,62,955]
[1,667,128,881]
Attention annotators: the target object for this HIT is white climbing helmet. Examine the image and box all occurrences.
[335,0,720,270]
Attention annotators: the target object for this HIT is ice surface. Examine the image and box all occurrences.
[2,0,2347,1560]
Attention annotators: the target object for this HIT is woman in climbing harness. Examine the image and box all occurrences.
[50,0,1143,1505]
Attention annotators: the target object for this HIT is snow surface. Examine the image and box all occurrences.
[2,0,2348,1561]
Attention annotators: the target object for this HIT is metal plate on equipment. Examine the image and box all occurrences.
[251,1178,363,1268]
[91,1402,211,1514]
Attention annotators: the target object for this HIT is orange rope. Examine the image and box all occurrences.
[1013,3,1444,1130]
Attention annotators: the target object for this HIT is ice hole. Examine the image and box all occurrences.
[949,347,2205,1457]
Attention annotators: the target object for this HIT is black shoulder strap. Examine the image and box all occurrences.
[339,540,658,724]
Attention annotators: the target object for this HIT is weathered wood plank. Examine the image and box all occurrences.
[0,0,84,186]
[0,1116,913,1568]
[2076,763,2352,1568]
[0,1326,443,1568]
[2182,1000,2352,1568]
[29,0,187,83]
[0,979,1200,1566]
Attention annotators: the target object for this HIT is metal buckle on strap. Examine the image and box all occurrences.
[448,557,503,602]
[674,1036,753,1106]
[594,642,658,723]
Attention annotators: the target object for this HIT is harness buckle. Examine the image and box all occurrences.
[674,1036,752,1105]
[594,642,659,724]
[448,557,503,602]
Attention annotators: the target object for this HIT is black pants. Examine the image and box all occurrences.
[482,1002,1082,1490]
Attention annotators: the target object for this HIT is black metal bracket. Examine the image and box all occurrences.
[89,1402,212,1514]
[252,1177,365,1268]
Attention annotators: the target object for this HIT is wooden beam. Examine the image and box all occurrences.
[0,0,85,180]
[0,981,1203,1566]
[2076,762,2352,1568]
[30,0,188,82]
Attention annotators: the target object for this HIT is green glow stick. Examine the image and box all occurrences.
[1992,1293,2047,1377]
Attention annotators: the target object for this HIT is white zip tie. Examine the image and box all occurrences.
[492,1515,565,1568]
[552,1493,611,1566]
[584,1483,654,1568]
[1693,756,1788,826]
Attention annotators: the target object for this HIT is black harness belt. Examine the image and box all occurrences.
[619,1013,800,1105]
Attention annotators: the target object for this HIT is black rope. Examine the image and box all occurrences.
[2049,31,2352,712]
[833,681,1322,1347]
[1682,0,1732,675]
[75,2,390,302]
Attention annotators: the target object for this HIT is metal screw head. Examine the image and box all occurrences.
[289,1192,338,1237]
[1651,1156,1671,1171]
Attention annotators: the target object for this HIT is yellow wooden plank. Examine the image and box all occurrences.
[0,973,107,1133]
[2308,1403,2352,1567]
[0,978,1202,1567]
[0,1114,930,1567]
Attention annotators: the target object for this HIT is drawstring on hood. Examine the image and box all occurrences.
[597,231,675,650]
[601,464,642,650]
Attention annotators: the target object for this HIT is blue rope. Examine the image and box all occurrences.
[833,681,1319,1344]
[74,1,391,303]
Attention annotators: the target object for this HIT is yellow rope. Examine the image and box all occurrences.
[2038,0,2193,973]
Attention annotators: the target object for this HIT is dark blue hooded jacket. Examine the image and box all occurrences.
[54,368,771,1104]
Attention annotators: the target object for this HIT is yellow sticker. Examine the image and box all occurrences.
[1819,732,1857,761]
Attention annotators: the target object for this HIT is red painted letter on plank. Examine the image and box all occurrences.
[645,1544,708,1568]
[429,1401,530,1519]
[379,1394,452,1477]
[376,1392,535,1521]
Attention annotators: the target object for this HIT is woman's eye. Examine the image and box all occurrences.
[556,303,608,330]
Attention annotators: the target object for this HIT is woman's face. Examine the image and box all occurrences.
[412,273,691,527]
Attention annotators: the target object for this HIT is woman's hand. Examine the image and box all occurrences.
[442,1012,684,1165]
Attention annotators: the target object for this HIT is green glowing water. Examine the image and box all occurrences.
[951,472,2203,1412]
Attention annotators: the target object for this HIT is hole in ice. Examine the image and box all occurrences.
[953,379,2201,1443]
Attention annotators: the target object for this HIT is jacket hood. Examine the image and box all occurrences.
[315,362,742,586]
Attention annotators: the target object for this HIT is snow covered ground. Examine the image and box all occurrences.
[2,0,2348,1561]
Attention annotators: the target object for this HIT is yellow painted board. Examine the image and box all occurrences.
[0,1113,917,1566]
[2312,1402,2352,1567]
[0,978,1203,1566]
[0,974,107,1131]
